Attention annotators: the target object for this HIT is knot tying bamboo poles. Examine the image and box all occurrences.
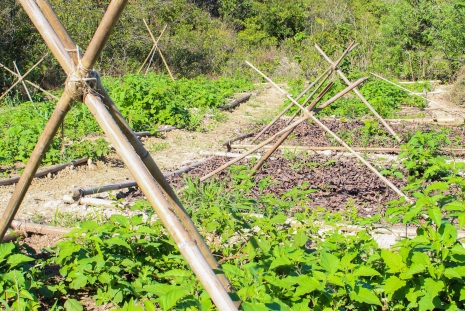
[0,0,239,309]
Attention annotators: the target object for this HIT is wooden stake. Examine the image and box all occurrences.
[0,55,46,101]
[314,44,402,143]
[248,61,412,203]
[251,42,356,142]
[0,62,58,100]
[0,158,88,186]
[13,61,34,102]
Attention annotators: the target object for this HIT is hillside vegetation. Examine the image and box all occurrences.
[1,0,464,89]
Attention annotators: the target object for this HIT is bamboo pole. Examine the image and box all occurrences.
[98,89,241,304]
[13,1,239,305]
[0,62,58,100]
[247,61,412,203]
[35,0,79,64]
[84,94,238,311]
[63,195,128,209]
[80,0,129,70]
[71,157,212,199]
[251,82,335,174]
[370,72,430,101]
[13,61,34,102]
[199,77,367,182]
[0,55,46,101]
[0,92,74,241]
[157,49,175,81]
[0,158,88,186]
[314,44,402,143]
[218,94,251,110]
[140,21,169,76]
[251,42,356,142]
[285,43,359,126]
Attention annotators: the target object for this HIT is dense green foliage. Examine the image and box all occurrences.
[3,136,465,310]
[104,73,254,130]
[0,74,253,166]
[1,0,464,95]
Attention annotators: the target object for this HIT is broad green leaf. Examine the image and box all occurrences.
[425,182,448,194]
[351,288,382,306]
[0,243,15,262]
[294,276,321,297]
[418,292,441,311]
[160,269,192,278]
[98,272,111,284]
[291,299,311,311]
[242,302,271,311]
[270,214,287,224]
[141,284,175,296]
[222,264,245,277]
[69,274,88,290]
[64,299,83,311]
[159,287,188,311]
[451,244,465,255]
[6,254,34,268]
[320,252,340,274]
[105,237,132,250]
[411,252,431,266]
[384,276,406,295]
[354,266,381,277]
[292,231,308,248]
[424,278,444,298]
[428,206,442,228]
[381,249,406,273]
[406,262,427,277]
[257,239,271,253]
[270,257,293,270]
[111,215,130,227]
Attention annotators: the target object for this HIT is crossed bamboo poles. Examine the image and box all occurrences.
[0,0,238,310]
[138,20,174,80]
[0,55,54,102]
[197,45,412,203]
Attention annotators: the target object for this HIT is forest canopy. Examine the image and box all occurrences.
[0,0,464,88]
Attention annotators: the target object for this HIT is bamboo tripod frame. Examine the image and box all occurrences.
[0,1,238,310]
[138,21,174,80]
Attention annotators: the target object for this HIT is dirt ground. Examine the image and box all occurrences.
[0,81,464,226]
[0,84,285,223]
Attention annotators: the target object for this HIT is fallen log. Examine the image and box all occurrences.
[69,157,212,199]
[134,126,177,137]
[0,158,88,186]
[230,144,465,154]
[218,94,251,110]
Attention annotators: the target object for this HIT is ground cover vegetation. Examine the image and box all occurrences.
[2,137,465,310]
[0,74,253,167]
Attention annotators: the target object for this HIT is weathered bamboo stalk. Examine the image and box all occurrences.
[285,43,358,125]
[141,20,170,77]
[232,144,403,153]
[98,90,240,303]
[84,94,238,311]
[157,49,175,80]
[0,93,74,240]
[199,77,366,182]
[11,220,72,235]
[248,62,413,203]
[80,0,129,70]
[222,131,258,148]
[63,195,128,209]
[71,157,212,199]
[0,158,88,187]
[218,94,252,110]
[35,0,79,64]
[315,44,402,142]
[13,61,34,102]
[251,42,357,142]
[13,1,239,306]
[251,82,334,174]
[137,24,167,74]
[0,55,46,101]
[134,126,177,137]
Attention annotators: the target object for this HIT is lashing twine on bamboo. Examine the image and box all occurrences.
[65,46,102,101]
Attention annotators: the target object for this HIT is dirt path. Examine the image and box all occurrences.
[0,84,286,223]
